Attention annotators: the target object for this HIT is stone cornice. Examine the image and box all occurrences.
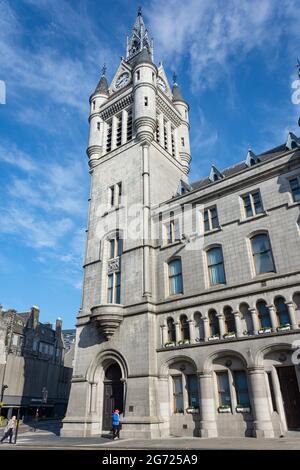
[156,95,182,127]
[100,92,133,121]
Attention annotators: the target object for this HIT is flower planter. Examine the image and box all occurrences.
[236,406,251,413]
[208,335,219,341]
[186,407,199,414]
[218,406,231,413]
[164,342,176,347]
[258,328,272,334]
[178,340,190,345]
[277,324,291,332]
[223,333,236,339]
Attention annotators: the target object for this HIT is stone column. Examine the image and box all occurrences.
[217,313,225,338]
[267,305,278,332]
[198,372,218,437]
[248,367,274,438]
[111,115,118,150]
[121,108,128,145]
[175,322,181,343]
[161,325,168,346]
[203,317,210,341]
[90,383,97,413]
[188,320,196,343]
[233,311,243,337]
[249,307,260,334]
[286,302,298,330]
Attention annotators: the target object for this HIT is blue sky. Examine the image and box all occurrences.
[0,0,299,328]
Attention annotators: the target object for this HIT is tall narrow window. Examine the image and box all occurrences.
[107,234,122,304]
[167,317,176,342]
[180,314,190,341]
[167,211,180,244]
[136,70,140,80]
[187,375,199,408]
[168,259,183,295]
[144,96,148,106]
[107,274,114,303]
[110,185,115,207]
[204,207,219,232]
[172,376,184,413]
[224,306,236,333]
[92,100,95,110]
[116,114,122,147]
[164,119,168,151]
[274,297,290,326]
[97,122,100,131]
[171,127,176,157]
[290,177,300,202]
[181,137,185,146]
[257,300,271,328]
[117,182,122,205]
[234,371,250,407]
[155,119,160,143]
[207,247,226,286]
[242,191,263,218]
[208,309,220,336]
[251,233,275,274]
[106,120,112,152]
[127,108,133,141]
[217,372,231,407]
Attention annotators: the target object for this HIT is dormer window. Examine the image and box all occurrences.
[209,165,223,183]
[286,132,300,150]
[245,149,258,167]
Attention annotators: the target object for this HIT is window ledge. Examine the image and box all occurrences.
[204,226,222,236]
[165,293,184,300]
[160,240,182,250]
[287,201,300,209]
[102,205,125,217]
[238,211,268,225]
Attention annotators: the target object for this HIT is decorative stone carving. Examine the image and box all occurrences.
[107,257,120,274]
[90,304,124,339]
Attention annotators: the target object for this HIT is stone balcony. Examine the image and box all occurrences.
[90,304,124,340]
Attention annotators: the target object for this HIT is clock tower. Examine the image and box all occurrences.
[62,9,191,438]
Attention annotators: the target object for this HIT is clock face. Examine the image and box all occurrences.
[157,77,166,92]
[115,72,130,89]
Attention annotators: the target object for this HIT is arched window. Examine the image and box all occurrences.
[168,259,183,295]
[167,317,176,342]
[208,309,220,336]
[180,314,190,341]
[256,300,271,328]
[224,306,236,333]
[274,297,290,326]
[250,233,275,275]
[207,247,226,286]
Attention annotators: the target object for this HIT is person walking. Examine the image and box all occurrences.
[1,415,16,444]
[111,409,120,439]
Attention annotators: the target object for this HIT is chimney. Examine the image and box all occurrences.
[55,317,62,333]
[31,305,40,329]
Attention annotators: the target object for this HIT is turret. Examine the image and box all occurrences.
[132,48,157,143]
[87,66,109,168]
[172,74,191,174]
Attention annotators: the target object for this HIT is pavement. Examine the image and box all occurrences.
[0,421,300,450]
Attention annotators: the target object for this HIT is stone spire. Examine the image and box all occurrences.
[172,72,187,103]
[93,65,109,96]
[126,7,153,61]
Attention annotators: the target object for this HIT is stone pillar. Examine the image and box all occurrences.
[175,322,181,343]
[121,108,128,145]
[198,372,218,437]
[286,302,298,330]
[90,383,97,413]
[233,311,243,337]
[248,367,274,438]
[203,317,210,341]
[249,307,260,334]
[142,143,151,298]
[188,320,196,343]
[111,115,118,150]
[161,325,168,346]
[158,113,164,147]
[166,120,172,155]
[217,313,225,338]
[267,305,278,332]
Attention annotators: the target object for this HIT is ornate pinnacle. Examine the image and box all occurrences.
[173,72,177,85]
[138,6,142,16]
[297,59,300,78]
[101,64,107,76]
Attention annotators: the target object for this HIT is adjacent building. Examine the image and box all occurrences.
[62,10,300,439]
[0,305,73,419]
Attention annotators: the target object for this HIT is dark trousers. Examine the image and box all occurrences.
[112,425,120,439]
[1,428,13,443]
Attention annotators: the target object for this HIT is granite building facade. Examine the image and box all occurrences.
[62,10,300,439]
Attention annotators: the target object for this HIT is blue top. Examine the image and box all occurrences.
[112,412,120,426]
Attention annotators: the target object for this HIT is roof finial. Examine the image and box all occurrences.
[138,6,142,16]
[296,58,300,78]
[101,64,107,76]
[173,72,177,85]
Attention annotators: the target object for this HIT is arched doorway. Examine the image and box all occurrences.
[102,363,124,430]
